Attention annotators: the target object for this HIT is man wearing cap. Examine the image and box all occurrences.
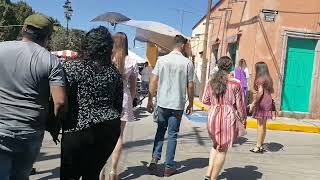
[0,14,66,179]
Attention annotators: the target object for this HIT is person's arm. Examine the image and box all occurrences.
[49,56,67,119]
[249,85,263,112]
[50,86,67,119]
[186,81,194,114]
[147,74,159,113]
[202,82,212,106]
[252,85,263,106]
[48,56,67,144]
[147,61,160,113]
[186,61,194,115]
[235,84,247,122]
[245,68,250,89]
[149,74,159,98]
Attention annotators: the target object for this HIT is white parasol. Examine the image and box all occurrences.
[119,20,185,52]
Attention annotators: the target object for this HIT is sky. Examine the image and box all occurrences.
[13,0,218,57]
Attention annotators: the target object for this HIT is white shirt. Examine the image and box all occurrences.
[153,51,194,110]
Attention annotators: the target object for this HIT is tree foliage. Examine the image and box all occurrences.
[49,27,86,52]
[0,0,85,52]
[0,0,22,41]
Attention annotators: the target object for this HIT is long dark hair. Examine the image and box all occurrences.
[81,26,113,65]
[112,32,128,74]
[211,56,233,98]
[238,59,247,69]
[254,62,274,93]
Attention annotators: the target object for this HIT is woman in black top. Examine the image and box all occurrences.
[60,26,123,180]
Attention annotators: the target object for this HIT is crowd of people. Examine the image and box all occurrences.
[0,13,274,180]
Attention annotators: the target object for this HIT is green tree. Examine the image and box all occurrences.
[0,0,84,53]
[49,27,86,52]
[12,1,33,24]
[0,0,18,41]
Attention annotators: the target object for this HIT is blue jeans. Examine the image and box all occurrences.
[0,132,43,180]
[152,107,183,169]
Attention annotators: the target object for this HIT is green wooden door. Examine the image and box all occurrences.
[281,38,317,112]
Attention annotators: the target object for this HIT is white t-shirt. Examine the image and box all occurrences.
[140,66,153,82]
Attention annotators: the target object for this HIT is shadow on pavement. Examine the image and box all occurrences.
[218,165,263,180]
[119,158,208,179]
[124,130,210,150]
[192,127,207,146]
[134,107,149,121]
[233,137,248,145]
[37,152,60,162]
[176,157,208,175]
[119,161,164,179]
[264,142,284,152]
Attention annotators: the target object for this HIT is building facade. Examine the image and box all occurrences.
[192,0,320,118]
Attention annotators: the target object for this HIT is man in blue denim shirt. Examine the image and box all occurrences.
[0,14,66,180]
[147,35,194,177]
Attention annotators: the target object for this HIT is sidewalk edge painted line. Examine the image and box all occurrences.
[194,100,320,134]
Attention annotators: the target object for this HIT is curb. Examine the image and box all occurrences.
[193,100,320,134]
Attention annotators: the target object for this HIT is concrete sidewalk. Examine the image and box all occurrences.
[30,106,320,180]
[194,99,320,134]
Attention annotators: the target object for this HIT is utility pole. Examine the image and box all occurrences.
[171,8,193,33]
[199,0,212,100]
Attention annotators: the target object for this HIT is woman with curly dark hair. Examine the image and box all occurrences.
[202,56,247,180]
[60,26,123,180]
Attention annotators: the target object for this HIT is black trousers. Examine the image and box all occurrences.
[60,120,121,180]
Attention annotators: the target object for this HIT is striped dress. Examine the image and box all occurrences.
[202,79,247,150]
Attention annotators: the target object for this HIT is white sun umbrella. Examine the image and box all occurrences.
[119,20,185,52]
[128,50,146,64]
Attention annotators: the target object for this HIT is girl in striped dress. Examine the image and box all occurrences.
[202,56,247,180]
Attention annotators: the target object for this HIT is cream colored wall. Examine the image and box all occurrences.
[191,19,206,96]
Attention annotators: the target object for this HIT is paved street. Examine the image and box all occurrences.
[31,107,320,180]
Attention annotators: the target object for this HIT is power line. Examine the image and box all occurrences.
[170,8,195,33]
[182,0,205,14]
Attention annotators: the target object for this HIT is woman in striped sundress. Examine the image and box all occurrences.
[202,56,247,180]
